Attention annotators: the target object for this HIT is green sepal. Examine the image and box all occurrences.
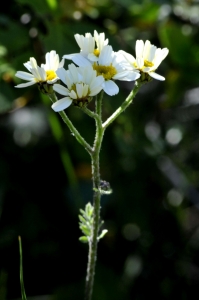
[79,236,89,243]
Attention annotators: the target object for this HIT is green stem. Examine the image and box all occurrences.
[50,82,143,300]
[48,93,93,155]
[85,91,104,300]
[81,106,100,121]
[102,80,143,130]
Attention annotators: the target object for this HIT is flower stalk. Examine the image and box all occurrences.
[85,91,104,300]
[48,93,93,155]
[102,80,144,130]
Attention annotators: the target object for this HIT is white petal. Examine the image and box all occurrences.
[102,80,119,96]
[114,70,140,81]
[29,57,38,69]
[56,68,67,84]
[73,54,91,67]
[136,57,144,69]
[59,58,65,68]
[47,77,59,84]
[136,40,144,58]
[118,50,136,65]
[95,31,108,51]
[53,84,69,95]
[82,84,89,97]
[69,90,77,99]
[76,83,84,98]
[15,71,34,81]
[153,48,169,69]
[89,85,103,96]
[63,53,79,60]
[65,72,73,89]
[148,44,157,62]
[64,53,91,67]
[161,48,169,60]
[51,98,72,112]
[142,67,151,72]
[90,75,104,91]
[79,65,93,84]
[143,40,151,60]
[88,53,99,62]
[99,45,113,65]
[24,61,32,72]
[15,81,36,88]
[149,72,165,81]
[68,64,79,82]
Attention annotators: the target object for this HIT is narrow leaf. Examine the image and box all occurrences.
[18,236,27,300]
[98,229,108,240]
[79,236,89,243]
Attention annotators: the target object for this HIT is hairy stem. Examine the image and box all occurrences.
[102,80,143,130]
[48,93,93,155]
[85,91,104,300]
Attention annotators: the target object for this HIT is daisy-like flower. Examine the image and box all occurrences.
[71,45,140,96]
[119,40,169,81]
[52,64,104,112]
[63,30,109,65]
[15,50,64,93]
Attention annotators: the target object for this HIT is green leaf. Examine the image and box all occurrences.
[79,225,90,236]
[85,202,93,216]
[18,236,27,300]
[158,22,197,67]
[98,229,108,240]
[46,0,57,9]
[78,215,87,224]
[16,0,54,13]
[79,236,89,243]
[0,92,13,113]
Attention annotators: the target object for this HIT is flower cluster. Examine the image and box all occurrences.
[15,31,169,112]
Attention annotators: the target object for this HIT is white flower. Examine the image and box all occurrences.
[15,50,64,88]
[119,40,169,81]
[71,45,140,96]
[63,30,109,65]
[52,64,104,112]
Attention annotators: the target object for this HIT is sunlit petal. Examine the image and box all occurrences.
[51,98,72,112]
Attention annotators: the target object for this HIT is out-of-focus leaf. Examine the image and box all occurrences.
[0,20,29,53]
[16,0,55,13]
[129,2,159,23]
[0,92,13,113]
[158,22,197,67]
[79,236,89,243]
[18,236,27,300]
[46,0,57,10]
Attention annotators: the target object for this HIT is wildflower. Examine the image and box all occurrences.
[69,45,140,96]
[15,51,64,93]
[52,64,104,112]
[119,40,169,81]
[63,30,109,64]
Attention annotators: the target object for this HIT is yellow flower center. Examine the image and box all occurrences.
[144,60,154,68]
[93,49,100,57]
[46,70,57,81]
[93,63,117,80]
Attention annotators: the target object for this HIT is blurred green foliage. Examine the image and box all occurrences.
[1,0,199,299]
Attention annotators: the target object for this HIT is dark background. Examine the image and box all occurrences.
[1,0,199,299]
